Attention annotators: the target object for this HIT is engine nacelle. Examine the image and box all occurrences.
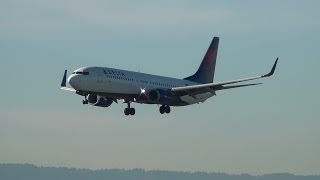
[147,89,171,103]
[86,94,113,107]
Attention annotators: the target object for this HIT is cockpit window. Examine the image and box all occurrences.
[72,71,89,75]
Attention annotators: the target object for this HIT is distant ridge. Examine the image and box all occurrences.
[0,163,319,180]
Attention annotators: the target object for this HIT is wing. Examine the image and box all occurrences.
[171,58,278,96]
[60,70,76,92]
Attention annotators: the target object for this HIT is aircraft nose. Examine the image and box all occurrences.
[68,75,77,88]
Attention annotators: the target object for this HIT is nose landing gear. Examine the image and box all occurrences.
[82,99,88,104]
[124,101,135,116]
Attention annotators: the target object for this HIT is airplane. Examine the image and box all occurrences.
[61,37,278,116]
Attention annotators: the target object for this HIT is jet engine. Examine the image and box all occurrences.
[86,94,113,107]
[147,89,171,103]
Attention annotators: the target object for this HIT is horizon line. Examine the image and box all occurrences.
[1,163,319,177]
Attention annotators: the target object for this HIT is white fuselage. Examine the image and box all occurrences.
[68,67,214,105]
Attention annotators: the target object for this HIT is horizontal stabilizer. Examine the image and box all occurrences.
[61,70,67,87]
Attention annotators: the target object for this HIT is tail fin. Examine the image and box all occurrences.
[184,37,219,84]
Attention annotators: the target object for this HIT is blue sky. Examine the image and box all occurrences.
[1,0,320,175]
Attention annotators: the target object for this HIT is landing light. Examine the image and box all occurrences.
[140,88,146,94]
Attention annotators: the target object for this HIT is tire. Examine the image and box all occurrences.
[124,108,130,116]
[159,106,165,114]
[130,108,135,115]
[165,106,171,114]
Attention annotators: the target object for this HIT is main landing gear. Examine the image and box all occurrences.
[159,105,170,114]
[124,102,135,116]
[123,103,170,116]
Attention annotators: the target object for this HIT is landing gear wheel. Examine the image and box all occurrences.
[160,105,170,114]
[159,105,165,114]
[130,108,135,115]
[124,108,130,116]
[165,105,171,114]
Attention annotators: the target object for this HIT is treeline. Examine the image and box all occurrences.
[0,164,318,180]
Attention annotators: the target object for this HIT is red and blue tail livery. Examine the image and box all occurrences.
[184,37,219,84]
[61,37,278,116]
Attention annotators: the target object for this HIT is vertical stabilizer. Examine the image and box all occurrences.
[184,37,219,84]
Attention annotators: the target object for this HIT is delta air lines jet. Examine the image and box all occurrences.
[61,37,278,116]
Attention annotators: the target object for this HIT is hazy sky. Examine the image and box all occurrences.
[1,0,320,176]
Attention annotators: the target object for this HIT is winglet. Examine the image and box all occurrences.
[61,70,67,87]
[262,58,278,77]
